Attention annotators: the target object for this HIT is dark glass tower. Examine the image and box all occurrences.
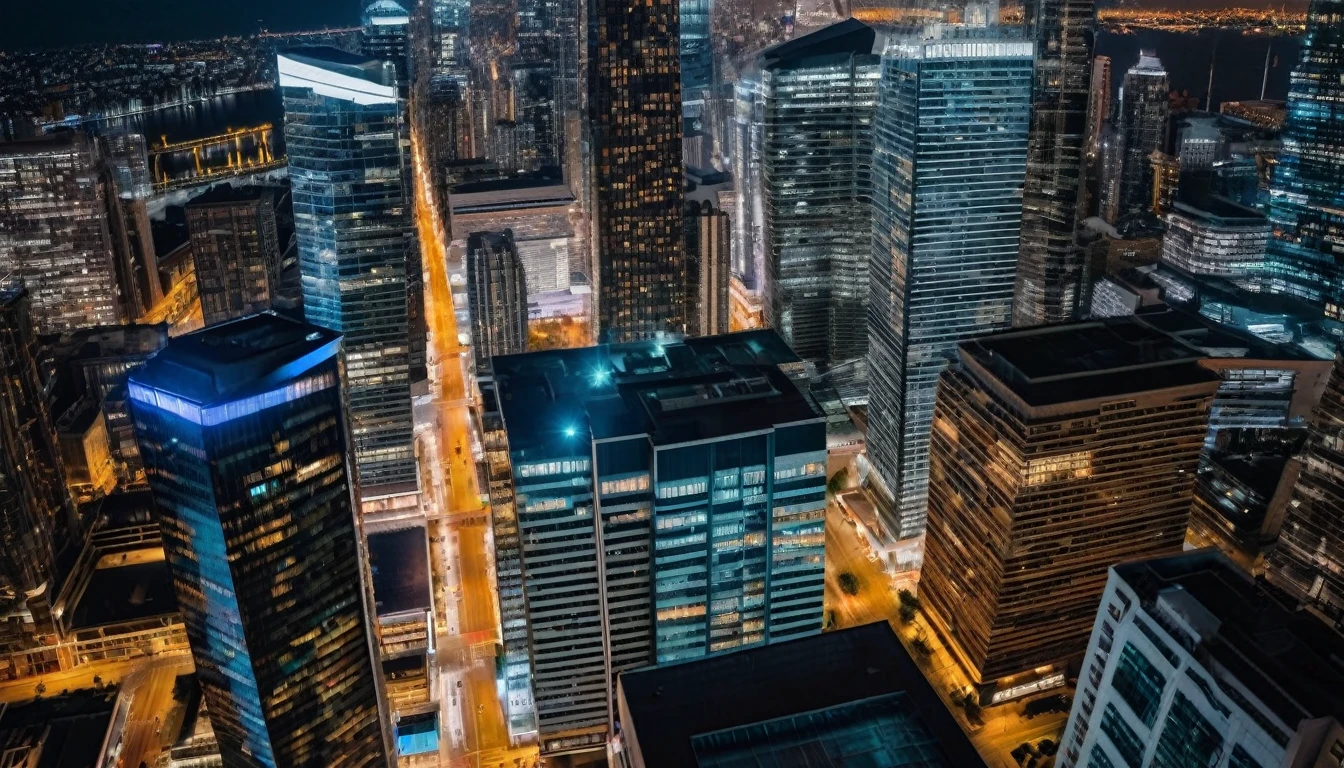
[360,0,413,85]
[1264,0,1344,313]
[466,230,530,371]
[1113,52,1169,220]
[128,313,391,768]
[589,0,687,341]
[278,48,419,501]
[1012,0,1096,326]
[1269,346,1344,623]
[185,186,281,328]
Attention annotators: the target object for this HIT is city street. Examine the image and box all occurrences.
[113,656,194,768]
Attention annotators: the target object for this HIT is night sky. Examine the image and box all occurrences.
[2,0,358,50]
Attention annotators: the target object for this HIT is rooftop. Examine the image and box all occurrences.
[961,317,1222,408]
[492,330,822,456]
[762,18,877,68]
[128,312,340,407]
[1114,550,1344,726]
[70,561,177,630]
[0,690,117,768]
[618,622,985,768]
[185,184,273,208]
[1169,195,1268,226]
[1131,305,1319,362]
[368,527,431,616]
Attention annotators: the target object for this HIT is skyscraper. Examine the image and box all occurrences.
[0,134,122,334]
[1012,0,1096,326]
[919,320,1220,696]
[1159,197,1269,286]
[759,19,878,373]
[684,200,730,337]
[0,285,79,646]
[1268,346,1344,624]
[867,26,1034,546]
[1114,52,1170,221]
[488,330,826,755]
[1086,56,1112,160]
[466,230,530,371]
[360,0,413,85]
[680,0,713,115]
[1264,0,1344,312]
[128,313,392,768]
[279,48,419,503]
[186,186,281,328]
[1059,551,1344,768]
[588,0,686,341]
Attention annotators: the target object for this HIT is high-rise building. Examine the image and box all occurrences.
[186,186,281,328]
[447,177,582,299]
[731,76,765,289]
[919,320,1220,697]
[867,25,1034,547]
[1268,346,1344,624]
[1012,0,1096,327]
[0,285,80,648]
[680,0,713,115]
[1059,551,1344,768]
[1265,0,1344,313]
[466,231,530,371]
[488,330,826,755]
[0,134,123,334]
[1086,56,1112,159]
[684,200,730,337]
[279,48,419,503]
[759,19,878,373]
[1160,197,1269,286]
[1114,52,1170,221]
[361,0,413,85]
[588,0,686,341]
[128,313,392,768]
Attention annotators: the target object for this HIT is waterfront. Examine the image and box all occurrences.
[96,88,285,149]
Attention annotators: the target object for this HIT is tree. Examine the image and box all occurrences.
[826,467,850,495]
[1037,739,1058,757]
[960,692,982,723]
[838,572,860,596]
[33,682,46,698]
[910,638,931,656]
[897,589,920,623]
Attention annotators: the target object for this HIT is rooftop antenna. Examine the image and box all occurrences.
[1260,44,1272,101]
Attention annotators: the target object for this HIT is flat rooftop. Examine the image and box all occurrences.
[618,622,984,768]
[1114,550,1344,727]
[1171,195,1267,225]
[185,184,272,208]
[492,330,823,456]
[71,561,177,630]
[961,318,1222,407]
[280,46,390,83]
[368,526,431,616]
[0,691,117,768]
[1131,305,1320,362]
[129,312,340,406]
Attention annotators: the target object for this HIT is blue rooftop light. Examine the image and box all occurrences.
[564,426,578,438]
[591,368,611,386]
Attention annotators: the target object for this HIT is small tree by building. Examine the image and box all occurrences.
[826,467,849,495]
[897,589,920,623]
[838,571,860,596]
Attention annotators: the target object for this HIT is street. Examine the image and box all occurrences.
[114,656,194,768]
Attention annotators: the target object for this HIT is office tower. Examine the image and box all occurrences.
[588,0,686,341]
[684,201,730,337]
[1059,551,1344,768]
[1176,115,1223,170]
[361,0,412,84]
[1012,0,1096,327]
[0,286,79,645]
[613,623,987,767]
[1098,124,1125,223]
[448,178,582,299]
[1086,56,1111,159]
[1265,0,1344,311]
[0,134,122,334]
[186,187,281,327]
[512,65,558,170]
[1269,347,1344,623]
[433,0,470,70]
[426,75,469,166]
[99,131,163,320]
[731,76,765,289]
[920,320,1220,696]
[1114,52,1170,221]
[759,20,878,372]
[680,0,713,117]
[489,330,826,754]
[867,26,1033,545]
[1160,197,1269,286]
[128,314,391,768]
[279,48,419,502]
[466,231,530,371]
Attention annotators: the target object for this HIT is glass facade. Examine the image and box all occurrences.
[1264,0,1344,312]
[129,314,389,768]
[466,231,530,372]
[760,20,878,374]
[0,133,122,334]
[867,29,1033,541]
[1151,692,1224,767]
[279,50,419,499]
[1160,199,1269,287]
[185,188,281,328]
[1014,0,1096,326]
[1114,53,1169,221]
[684,201,731,337]
[1111,643,1165,727]
[589,0,687,341]
[1269,348,1344,622]
[680,0,712,111]
[1099,703,1144,768]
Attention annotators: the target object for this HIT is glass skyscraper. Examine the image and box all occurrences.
[128,313,391,768]
[867,27,1034,545]
[680,0,713,113]
[1114,52,1169,220]
[279,48,419,502]
[1264,0,1344,314]
[487,330,826,756]
[1013,0,1096,326]
[759,19,878,376]
[589,0,687,341]
[466,230,530,372]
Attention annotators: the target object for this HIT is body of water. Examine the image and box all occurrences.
[100,88,286,148]
[1096,29,1303,110]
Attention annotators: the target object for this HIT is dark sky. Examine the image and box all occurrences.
[2,0,359,51]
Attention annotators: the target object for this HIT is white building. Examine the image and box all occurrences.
[1060,550,1344,768]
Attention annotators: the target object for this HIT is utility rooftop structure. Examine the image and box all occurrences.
[614,622,986,767]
